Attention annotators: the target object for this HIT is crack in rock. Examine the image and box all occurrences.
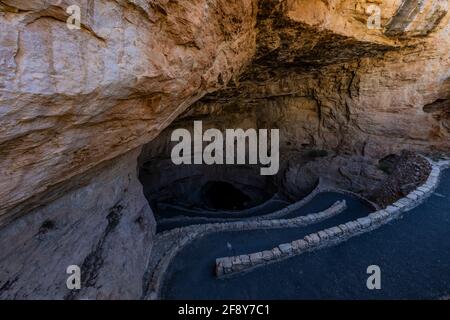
[64,203,123,300]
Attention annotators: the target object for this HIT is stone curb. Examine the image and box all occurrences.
[215,159,443,278]
[158,193,288,217]
[156,183,323,230]
[318,187,380,211]
[146,200,347,299]
[254,183,323,220]
[157,180,378,230]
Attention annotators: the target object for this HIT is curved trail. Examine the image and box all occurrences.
[161,169,450,299]
[159,192,375,298]
[144,192,364,299]
[157,198,290,232]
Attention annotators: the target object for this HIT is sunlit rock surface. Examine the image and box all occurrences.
[0,0,449,299]
[0,0,257,224]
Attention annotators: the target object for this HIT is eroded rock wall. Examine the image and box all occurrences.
[0,147,154,299]
[1,0,448,224]
[0,0,257,224]
[0,0,449,299]
[169,0,450,195]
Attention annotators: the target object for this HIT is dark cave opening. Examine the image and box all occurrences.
[137,156,279,218]
[201,181,252,211]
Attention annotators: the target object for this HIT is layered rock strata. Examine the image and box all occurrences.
[0,0,449,299]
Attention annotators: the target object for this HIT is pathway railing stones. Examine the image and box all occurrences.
[215,159,443,278]
[145,200,347,299]
[253,183,323,220]
[157,182,323,228]
[146,158,447,298]
[158,193,289,217]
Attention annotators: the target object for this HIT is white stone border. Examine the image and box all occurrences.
[157,180,381,235]
[253,182,323,220]
[158,193,289,217]
[146,200,347,299]
[215,159,443,278]
[158,181,323,226]
[156,182,323,231]
[319,187,380,211]
[156,199,290,228]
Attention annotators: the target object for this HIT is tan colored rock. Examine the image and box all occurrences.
[140,0,449,199]
[1,0,449,224]
[0,0,257,224]
[0,0,449,300]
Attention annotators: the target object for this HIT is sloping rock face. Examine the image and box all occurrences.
[0,148,154,299]
[165,0,450,195]
[0,0,256,299]
[0,0,257,224]
[0,0,449,299]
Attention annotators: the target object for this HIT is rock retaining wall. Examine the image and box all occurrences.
[146,200,347,299]
[157,181,379,230]
[215,159,444,278]
[254,182,323,220]
[156,183,323,229]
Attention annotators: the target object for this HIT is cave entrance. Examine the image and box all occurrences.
[137,124,281,220]
[201,181,251,211]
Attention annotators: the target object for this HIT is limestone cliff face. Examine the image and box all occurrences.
[0,148,154,299]
[0,0,449,299]
[1,0,449,225]
[0,0,257,225]
[165,0,449,195]
[0,0,257,299]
